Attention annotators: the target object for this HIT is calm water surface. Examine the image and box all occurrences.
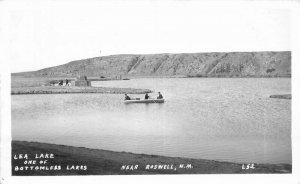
[12,78,291,164]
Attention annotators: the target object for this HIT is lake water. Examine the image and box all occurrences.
[12,78,291,164]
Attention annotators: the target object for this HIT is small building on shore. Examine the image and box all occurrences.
[72,75,91,87]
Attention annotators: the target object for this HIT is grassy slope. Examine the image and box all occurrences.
[11,76,152,94]
[12,141,291,175]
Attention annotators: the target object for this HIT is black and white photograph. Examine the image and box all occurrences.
[1,0,300,183]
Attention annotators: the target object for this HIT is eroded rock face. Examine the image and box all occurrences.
[14,51,291,77]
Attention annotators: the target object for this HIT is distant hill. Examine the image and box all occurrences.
[13,51,291,78]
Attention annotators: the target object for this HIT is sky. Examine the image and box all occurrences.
[2,0,291,73]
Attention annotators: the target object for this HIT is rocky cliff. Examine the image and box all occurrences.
[14,51,291,77]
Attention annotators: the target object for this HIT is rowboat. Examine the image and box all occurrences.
[124,99,165,104]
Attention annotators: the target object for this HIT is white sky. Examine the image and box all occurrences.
[2,1,291,73]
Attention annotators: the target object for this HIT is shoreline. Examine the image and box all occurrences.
[11,76,291,95]
[12,141,292,175]
[11,86,152,95]
[269,94,291,99]
[12,74,292,79]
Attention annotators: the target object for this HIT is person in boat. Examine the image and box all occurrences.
[157,92,163,99]
[124,94,131,100]
[145,93,149,99]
